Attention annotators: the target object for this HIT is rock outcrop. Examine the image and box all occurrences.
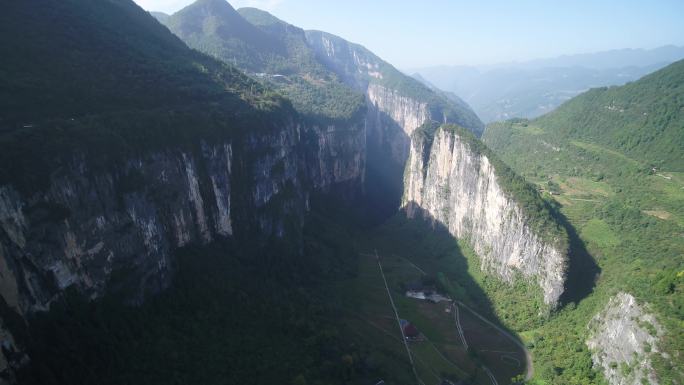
[402,124,568,306]
[586,292,664,385]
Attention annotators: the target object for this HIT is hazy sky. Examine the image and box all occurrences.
[134,0,684,68]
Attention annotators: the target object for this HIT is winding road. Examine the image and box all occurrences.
[394,252,535,383]
[456,301,534,382]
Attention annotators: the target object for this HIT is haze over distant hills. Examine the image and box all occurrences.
[412,45,684,123]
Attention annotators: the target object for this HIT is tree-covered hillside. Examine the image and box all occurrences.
[0,0,294,194]
[0,0,280,126]
[0,1,408,384]
[483,63,684,384]
[533,59,684,171]
[161,0,484,133]
[161,0,365,121]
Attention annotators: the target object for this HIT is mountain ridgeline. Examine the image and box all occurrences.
[159,0,485,217]
[413,45,684,123]
[0,0,576,384]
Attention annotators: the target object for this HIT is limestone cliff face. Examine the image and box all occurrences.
[0,116,370,318]
[302,121,366,193]
[366,83,430,164]
[587,293,665,385]
[403,126,567,306]
[305,30,483,171]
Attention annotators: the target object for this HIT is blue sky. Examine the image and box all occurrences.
[134,0,684,68]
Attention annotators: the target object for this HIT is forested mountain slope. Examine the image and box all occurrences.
[163,0,364,120]
[483,61,684,385]
[532,59,684,170]
[0,1,386,383]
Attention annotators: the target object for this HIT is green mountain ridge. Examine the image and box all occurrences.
[0,0,269,126]
[160,1,484,133]
[483,60,684,385]
[532,59,684,171]
[162,0,365,121]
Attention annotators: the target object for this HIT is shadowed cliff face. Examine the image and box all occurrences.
[364,85,433,220]
[0,112,376,317]
[403,126,568,307]
[0,129,290,314]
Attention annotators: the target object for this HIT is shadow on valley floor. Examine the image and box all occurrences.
[358,210,530,385]
[362,104,412,225]
[555,211,601,306]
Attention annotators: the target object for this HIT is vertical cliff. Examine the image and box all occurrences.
[0,117,314,315]
[586,293,666,385]
[366,83,431,163]
[301,120,366,195]
[403,124,568,306]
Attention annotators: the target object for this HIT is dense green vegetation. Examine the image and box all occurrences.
[0,0,280,126]
[0,0,301,195]
[161,1,366,121]
[303,30,485,134]
[533,60,684,171]
[484,93,684,383]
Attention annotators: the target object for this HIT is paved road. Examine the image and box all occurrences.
[371,251,534,383]
[453,303,468,350]
[483,365,499,385]
[456,301,534,381]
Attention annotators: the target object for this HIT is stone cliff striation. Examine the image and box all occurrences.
[402,124,568,307]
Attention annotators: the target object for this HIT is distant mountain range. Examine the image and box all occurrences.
[411,46,684,123]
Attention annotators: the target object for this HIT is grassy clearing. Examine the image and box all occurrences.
[581,219,621,249]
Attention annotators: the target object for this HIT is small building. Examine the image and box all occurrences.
[399,319,420,339]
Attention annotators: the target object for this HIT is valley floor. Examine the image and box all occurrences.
[331,217,531,385]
